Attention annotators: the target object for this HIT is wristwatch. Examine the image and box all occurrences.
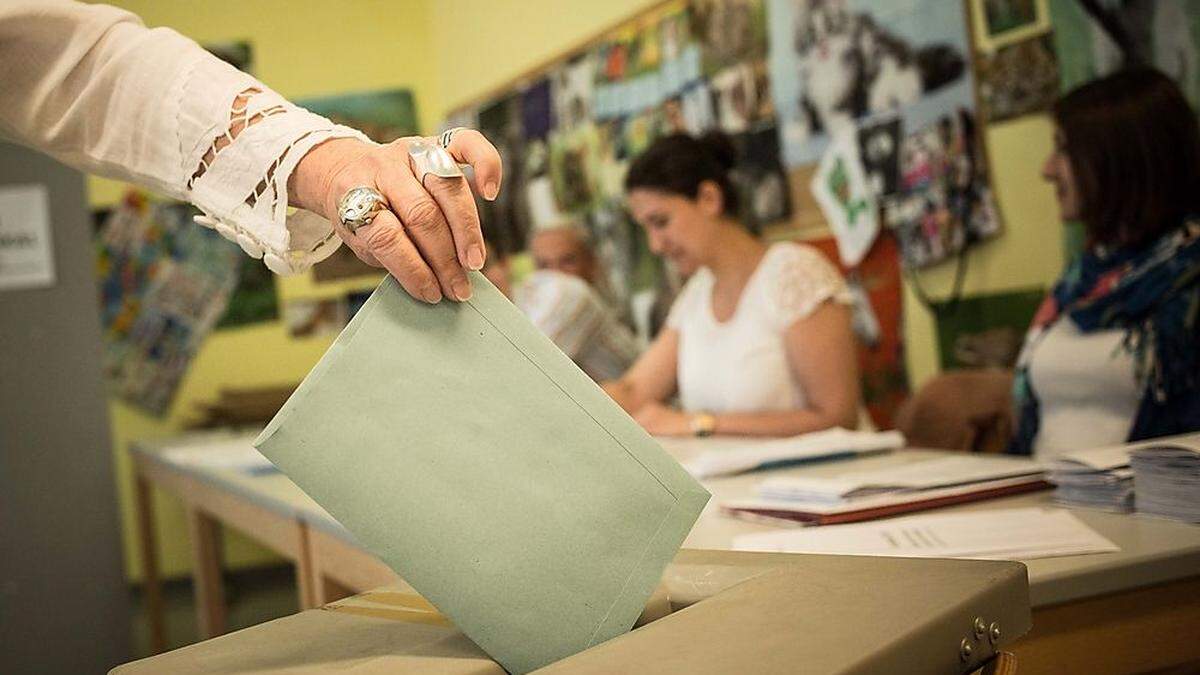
[689,412,716,437]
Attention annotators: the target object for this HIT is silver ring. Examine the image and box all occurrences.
[337,186,387,233]
[409,138,464,184]
[439,127,468,149]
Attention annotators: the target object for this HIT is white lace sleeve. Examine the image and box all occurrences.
[180,59,372,274]
[0,1,368,275]
[762,243,853,332]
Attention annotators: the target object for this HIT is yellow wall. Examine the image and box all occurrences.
[93,0,1067,582]
[93,0,423,580]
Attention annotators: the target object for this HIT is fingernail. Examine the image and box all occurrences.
[484,181,498,201]
[467,245,485,270]
[452,278,472,302]
[423,286,442,304]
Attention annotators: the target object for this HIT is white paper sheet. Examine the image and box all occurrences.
[733,507,1120,561]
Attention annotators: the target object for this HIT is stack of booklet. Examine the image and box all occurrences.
[1046,444,1134,512]
[1046,433,1200,515]
[721,455,1049,525]
[1131,438,1200,523]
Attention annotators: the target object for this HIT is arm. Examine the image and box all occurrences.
[602,328,679,414]
[0,1,500,301]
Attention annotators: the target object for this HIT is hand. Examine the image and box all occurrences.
[633,401,692,437]
[289,130,502,303]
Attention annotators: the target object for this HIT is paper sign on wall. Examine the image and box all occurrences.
[0,184,55,291]
[811,136,879,268]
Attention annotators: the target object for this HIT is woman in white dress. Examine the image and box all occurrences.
[604,133,861,437]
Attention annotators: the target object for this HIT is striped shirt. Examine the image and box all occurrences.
[515,271,640,382]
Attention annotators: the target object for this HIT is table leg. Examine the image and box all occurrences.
[185,507,227,639]
[134,474,166,653]
[296,524,317,609]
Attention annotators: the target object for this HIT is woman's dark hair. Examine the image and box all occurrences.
[624,132,740,217]
[1054,68,1200,249]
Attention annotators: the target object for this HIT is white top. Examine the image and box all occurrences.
[666,242,852,413]
[1027,319,1141,462]
[515,270,640,382]
[0,1,368,274]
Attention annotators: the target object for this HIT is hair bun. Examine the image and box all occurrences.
[699,131,737,170]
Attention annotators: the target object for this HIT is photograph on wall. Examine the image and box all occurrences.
[975,32,1060,123]
[766,0,975,168]
[297,89,418,144]
[1048,0,1200,108]
[882,109,1001,269]
[856,112,902,197]
[691,0,770,75]
[973,0,1051,51]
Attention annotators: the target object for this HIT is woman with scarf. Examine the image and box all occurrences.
[904,69,1200,457]
[1009,68,1200,458]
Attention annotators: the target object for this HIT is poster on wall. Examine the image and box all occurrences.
[0,184,55,291]
[766,0,975,169]
[1048,0,1200,108]
[95,196,241,414]
[882,108,1001,268]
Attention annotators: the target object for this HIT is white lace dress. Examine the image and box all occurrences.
[665,242,853,413]
[0,1,368,274]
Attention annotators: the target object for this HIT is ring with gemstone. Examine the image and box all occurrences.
[408,138,464,185]
[337,186,388,233]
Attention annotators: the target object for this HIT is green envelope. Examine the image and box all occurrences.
[255,274,709,674]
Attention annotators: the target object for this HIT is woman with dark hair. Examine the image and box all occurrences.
[603,133,862,437]
[1009,68,1200,457]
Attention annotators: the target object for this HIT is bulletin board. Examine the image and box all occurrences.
[444,0,1013,423]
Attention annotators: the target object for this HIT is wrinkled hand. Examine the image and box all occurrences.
[290,130,502,303]
[633,401,692,437]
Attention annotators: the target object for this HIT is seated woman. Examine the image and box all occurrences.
[1009,69,1200,458]
[604,133,861,437]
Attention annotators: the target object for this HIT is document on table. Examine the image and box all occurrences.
[255,274,709,675]
[733,507,1119,561]
[756,455,1046,503]
[678,428,905,478]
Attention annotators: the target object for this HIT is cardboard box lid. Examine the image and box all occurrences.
[112,550,1029,675]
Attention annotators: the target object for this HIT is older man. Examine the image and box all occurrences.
[483,230,640,382]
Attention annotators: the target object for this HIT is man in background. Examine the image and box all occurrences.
[483,230,640,382]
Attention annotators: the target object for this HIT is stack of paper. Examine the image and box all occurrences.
[722,455,1049,525]
[1132,441,1200,523]
[1047,442,1135,512]
[733,507,1120,561]
[681,428,905,478]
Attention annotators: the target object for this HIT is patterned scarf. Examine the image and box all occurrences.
[1009,220,1200,455]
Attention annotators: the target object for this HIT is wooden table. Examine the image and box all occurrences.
[132,433,1200,673]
